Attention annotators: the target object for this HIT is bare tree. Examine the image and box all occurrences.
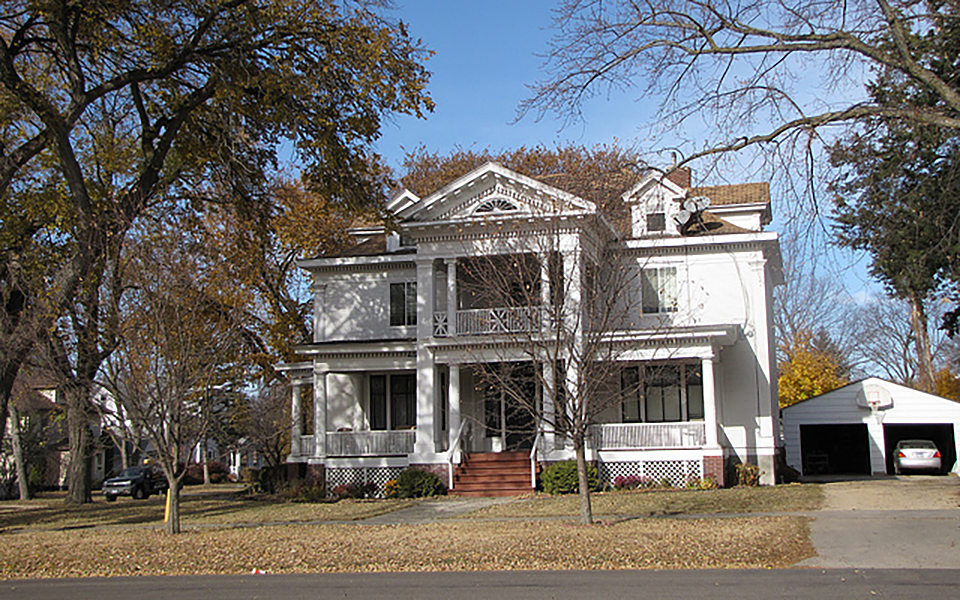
[104,226,246,534]
[851,296,954,385]
[524,0,960,158]
[455,210,650,524]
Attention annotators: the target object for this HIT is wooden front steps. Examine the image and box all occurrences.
[449,451,536,497]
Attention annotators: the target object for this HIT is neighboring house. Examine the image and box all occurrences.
[782,377,960,476]
[1,378,62,498]
[277,163,783,494]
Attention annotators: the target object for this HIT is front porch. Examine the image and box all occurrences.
[290,421,712,459]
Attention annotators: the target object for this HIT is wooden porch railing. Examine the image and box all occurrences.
[325,430,415,457]
[589,422,706,450]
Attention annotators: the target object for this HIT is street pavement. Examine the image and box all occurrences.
[3,569,960,599]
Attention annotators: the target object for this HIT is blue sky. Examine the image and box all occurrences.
[372,1,880,302]
[375,1,652,171]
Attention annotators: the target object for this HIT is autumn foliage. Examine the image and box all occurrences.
[777,330,849,408]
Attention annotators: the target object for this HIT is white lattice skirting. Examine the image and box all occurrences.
[599,459,703,488]
[326,466,404,498]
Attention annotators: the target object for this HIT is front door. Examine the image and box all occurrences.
[482,362,538,451]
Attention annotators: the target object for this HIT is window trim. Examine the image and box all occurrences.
[368,373,417,431]
[620,363,704,424]
[641,266,678,314]
[389,281,417,327]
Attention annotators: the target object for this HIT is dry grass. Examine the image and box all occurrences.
[0,489,410,532]
[464,484,823,519]
[0,484,821,579]
[0,517,814,578]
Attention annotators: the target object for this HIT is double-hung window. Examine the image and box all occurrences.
[641,267,677,314]
[389,281,417,327]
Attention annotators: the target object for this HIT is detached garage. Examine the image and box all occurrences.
[782,378,960,476]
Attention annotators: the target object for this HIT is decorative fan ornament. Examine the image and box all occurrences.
[474,198,518,214]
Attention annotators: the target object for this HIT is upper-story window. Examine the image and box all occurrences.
[646,212,666,232]
[389,281,417,326]
[646,197,667,233]
[641,267,677,314]
[474,198,518,214]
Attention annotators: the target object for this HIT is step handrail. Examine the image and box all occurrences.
[447,420,468,490]
[529,428,542,489]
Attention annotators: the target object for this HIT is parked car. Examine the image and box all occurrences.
[102,465,168,501]
[893,440,942,475]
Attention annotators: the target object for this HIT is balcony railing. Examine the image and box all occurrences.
[433,306,543,336]
[590,422,706,450]
[325,430,415,457]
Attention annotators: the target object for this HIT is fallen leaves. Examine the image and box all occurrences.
[0,516,814,579]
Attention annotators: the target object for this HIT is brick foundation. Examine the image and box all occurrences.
[703,455,725,487]
[305,463,326,492]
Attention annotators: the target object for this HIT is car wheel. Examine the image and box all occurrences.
[133,486,146,500]
[105,495,117,502]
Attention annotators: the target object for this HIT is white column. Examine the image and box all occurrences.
[446,258,457,336]
[290,384,302,457]
[542,361,557,452]
[448,364,462,455]
[866,420,887,475]
[313,369,327,459]
[416,259,436,456]
[702,356,719,448]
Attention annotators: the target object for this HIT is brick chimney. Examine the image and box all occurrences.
[665,166,691,188]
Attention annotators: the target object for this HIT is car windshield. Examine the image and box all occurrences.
[899,440,936,449]
[118,467,143,477]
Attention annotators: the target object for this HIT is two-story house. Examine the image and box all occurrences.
[277,162,783,495]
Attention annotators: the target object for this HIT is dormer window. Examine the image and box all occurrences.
[474,198,518,214]
[646,212,666,232]
[645,197,667,234]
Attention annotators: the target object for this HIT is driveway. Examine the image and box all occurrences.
[799,475,960,568]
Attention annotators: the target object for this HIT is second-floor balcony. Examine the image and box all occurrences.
[434,307,544,337]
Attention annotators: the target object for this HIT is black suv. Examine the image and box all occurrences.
[102,465,168,502]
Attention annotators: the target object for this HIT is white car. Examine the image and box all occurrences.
[893,440,942,475]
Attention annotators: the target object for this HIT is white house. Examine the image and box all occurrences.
[277,162,783,494]
[782,377,960,476]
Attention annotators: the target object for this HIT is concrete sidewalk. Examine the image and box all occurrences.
[358,496,516,525]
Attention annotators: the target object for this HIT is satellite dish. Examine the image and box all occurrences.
[675,209,691,226]
[686,196,711,211]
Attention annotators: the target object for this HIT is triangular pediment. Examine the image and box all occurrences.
[392,162,595,223]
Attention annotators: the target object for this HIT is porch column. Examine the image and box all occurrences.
[289,383,302,458]
[446,258,457,336]
[448,363,462,455]
[416,259,436,456]
[541,361,557,451]
[702,356,719,448]
[313,369,327,459]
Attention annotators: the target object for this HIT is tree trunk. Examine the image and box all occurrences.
[9,402,31,500]
[909,295,935,393]
[165,481,181,534]
[64,385,93,505]
[573,434,593,525]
